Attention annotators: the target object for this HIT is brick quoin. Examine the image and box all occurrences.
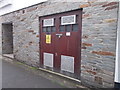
[105,6,118,10]
[102,2,118,7]
[82,14,91,18]
[36,35,39,37]
[92,51,115,56]
[80,3,90,8]
[105,19,117,23]
[28,30,34,32]
[27,7,38,12]
[86,70,97,75]
[82,43,92,47]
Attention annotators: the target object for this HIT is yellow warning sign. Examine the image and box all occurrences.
[46,35,51,44]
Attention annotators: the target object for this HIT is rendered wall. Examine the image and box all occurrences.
[115,1,120,83]
[118,2,120,83]
[0,0,119,88]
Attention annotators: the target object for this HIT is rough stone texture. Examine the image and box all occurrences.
[81,1,119,88]
[0,0,119,88]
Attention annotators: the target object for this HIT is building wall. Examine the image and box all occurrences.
[81,2,119,88]
[0,0,119,88]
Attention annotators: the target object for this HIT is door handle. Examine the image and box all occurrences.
[56,34,63,38]
[56,34,63,36]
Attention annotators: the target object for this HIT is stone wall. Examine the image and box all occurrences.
[0,0,119,88]
[81,1,119,88]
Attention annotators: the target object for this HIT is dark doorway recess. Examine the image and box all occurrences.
[2,23,13,54]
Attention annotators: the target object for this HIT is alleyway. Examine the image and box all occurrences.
[2,60,63,88]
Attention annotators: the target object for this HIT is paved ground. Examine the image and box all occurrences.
[2,60,63,88]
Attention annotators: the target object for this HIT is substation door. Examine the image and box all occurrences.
[40,9,82,78]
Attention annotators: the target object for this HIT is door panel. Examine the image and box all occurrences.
[40,9,82,78]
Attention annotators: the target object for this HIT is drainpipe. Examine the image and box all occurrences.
[114,1,120,88]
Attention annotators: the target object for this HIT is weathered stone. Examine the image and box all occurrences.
[82,14,91,18]
[81,47,87,49]
[103,82,114,88]
[92,51,115,56]
[26,7,38,12]
[92,2,108,7]
[82,43,92,47]
[20,18,26,21]
[94,76,103,85]
[28,30,34,33]
[102,2,118,7]
[86,70,97,75]
[104,18,117,23]
[105,5,118,10]
[80,3,90,8]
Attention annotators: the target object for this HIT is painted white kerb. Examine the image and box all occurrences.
[115,2,120,83]
[0,17,2,55]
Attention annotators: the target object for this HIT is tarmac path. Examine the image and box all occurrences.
[2,60,63,88]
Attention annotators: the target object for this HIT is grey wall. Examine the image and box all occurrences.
[2,23,13,54]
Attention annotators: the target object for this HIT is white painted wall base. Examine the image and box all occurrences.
[0,17,2,55]
[115,1,120,83]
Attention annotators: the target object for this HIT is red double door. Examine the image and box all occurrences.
[40,9,82,77]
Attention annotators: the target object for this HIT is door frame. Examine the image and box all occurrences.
[39,8,83,79]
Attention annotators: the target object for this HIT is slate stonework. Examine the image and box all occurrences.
[0,0,119,88]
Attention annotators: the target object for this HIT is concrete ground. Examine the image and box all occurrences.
[2,59,63,88]
[1,55,89,89]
